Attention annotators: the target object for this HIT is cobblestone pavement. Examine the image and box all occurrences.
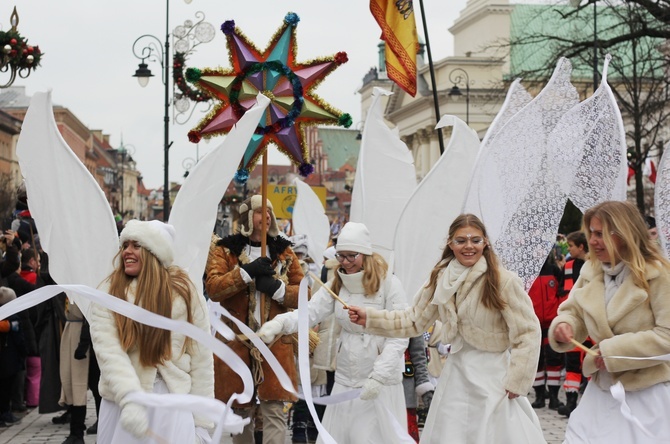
[0,392,568,444]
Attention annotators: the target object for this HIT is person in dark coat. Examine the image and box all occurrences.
[1,246,39,414]
[0,286,26,426]
[36,251,67,416]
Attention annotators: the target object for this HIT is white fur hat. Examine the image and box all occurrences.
[237,195,279,238]
[0,286,16,306]
[336,222,372,255]
[119,220,176,267]
[290,234,309,257]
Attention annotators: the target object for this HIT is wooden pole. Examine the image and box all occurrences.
[569,338,599,357]
[308,272,349,309]
[260,152,269,326]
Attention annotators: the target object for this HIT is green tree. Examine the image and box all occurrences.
[502,1,670,213]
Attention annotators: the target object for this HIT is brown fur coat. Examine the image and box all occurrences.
[205,233,306,407]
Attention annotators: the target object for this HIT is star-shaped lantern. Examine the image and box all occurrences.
[186,12,352,182]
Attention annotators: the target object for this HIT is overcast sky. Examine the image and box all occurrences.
[9,0,466,188]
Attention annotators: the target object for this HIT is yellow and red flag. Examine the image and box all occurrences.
[370,0,418,97]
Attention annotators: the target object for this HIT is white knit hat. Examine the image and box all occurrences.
[237,195,279,237]
[336,222,372,255]
[119,220,176,267]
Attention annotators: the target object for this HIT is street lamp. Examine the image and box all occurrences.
[132,4,172,222]
[448,68,470,125]
[131,7,214,221]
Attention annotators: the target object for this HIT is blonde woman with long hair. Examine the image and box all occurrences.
[89,220,214,444]
[259,222,410,444]
[347,214,543,443]
[550,201,670,443]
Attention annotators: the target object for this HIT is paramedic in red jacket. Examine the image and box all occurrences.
[528,252,565,410]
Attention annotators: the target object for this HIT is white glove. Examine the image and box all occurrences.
[360,378,383,401]
[437,342,451,356]
[120,401,149,438]
[258,319,283,343]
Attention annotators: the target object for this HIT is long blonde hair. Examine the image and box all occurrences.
[330,252,388,296]
[426,214,505,310]
[107,247,194,367]
[583,201,670,292]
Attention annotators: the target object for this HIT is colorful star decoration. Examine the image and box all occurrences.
[186,12,352,182]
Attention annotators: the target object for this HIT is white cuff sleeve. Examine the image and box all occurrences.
[238,267,252,284]
[271,281,286,303]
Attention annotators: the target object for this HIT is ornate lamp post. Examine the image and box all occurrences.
[0,7,42,88]
[132,20,171,221]
[448,68,471,125]
[182,156,195,178]
[131,6,214,221]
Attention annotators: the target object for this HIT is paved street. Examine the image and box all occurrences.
[0,395,569,444]
[0,391,568,444]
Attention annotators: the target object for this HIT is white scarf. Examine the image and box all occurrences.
[337,269,366,295]
[432,259,471,305]
[602,261,629,306]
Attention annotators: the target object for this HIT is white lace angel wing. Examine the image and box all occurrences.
[169,94,270,295]
[15,91,119,318]
[547,54,627,212]
[349,86,416,261]
[393,115,480,302]
[655,143,670,258]
[462,78,533,217]
[466,58,579,244]
[292,177,330,263]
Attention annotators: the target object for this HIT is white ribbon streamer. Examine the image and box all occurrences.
[124,391,248,443]
[300,389,363,405]
[0,284,255,439]
[296,277,337,444]
[207,300,297,396]
[609,382,655,438]
[606,352,670,361]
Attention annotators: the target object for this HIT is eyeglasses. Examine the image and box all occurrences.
[335,252,361,262]
[449,237,485,247]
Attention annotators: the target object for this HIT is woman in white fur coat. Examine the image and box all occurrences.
[89,220,214,444]
[347,214,544,444]
[550,201,670,443]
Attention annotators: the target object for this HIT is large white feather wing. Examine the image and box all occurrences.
[393,115,479,302]
[655,143,670,258]
[15,91,119,317]
[169,94,270,294]
[349,87,416,261]
[292,178,330,264]
[463,58,578,244]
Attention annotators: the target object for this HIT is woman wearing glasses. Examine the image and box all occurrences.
[346,214,544,443]
[258,222,410,443]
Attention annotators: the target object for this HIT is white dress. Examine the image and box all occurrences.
[420,339,545,444]
[97,376,210,444]
[277,270,410,444]
[564,379,670,444]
